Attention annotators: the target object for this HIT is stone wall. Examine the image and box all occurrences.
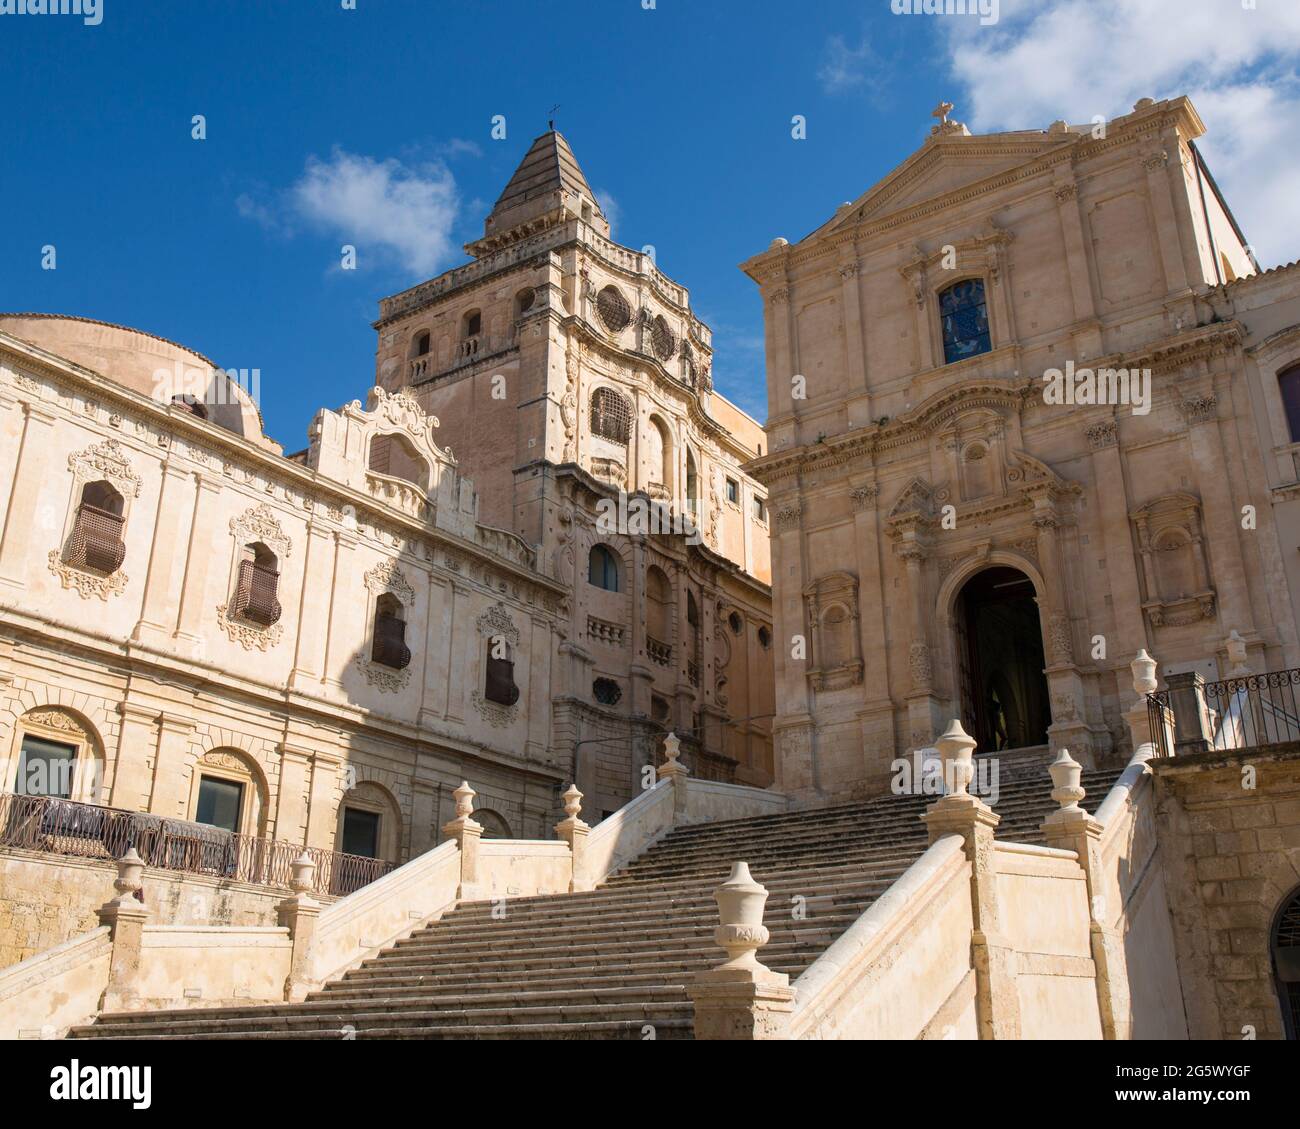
[0,848,315,968]
[1154,743,1300,1039]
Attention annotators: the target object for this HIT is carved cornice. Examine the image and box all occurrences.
[363,560,415,606]
[230,504,292,560]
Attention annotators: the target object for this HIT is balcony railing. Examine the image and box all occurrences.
[0,793,392,898]
[1147,667,1300,758]
[647,637,673,667]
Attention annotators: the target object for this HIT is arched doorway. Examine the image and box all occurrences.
[1274,885,1300,1040]
[955,566,1051,752]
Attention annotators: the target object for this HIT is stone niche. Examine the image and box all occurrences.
[802,572,864,692]
[1131,492,1216,628]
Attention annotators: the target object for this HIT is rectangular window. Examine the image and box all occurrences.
[753,497,767,522]
[726,478,739,504]
[16,736,77,798]
[342,807,381,859]
[196,776,243,834]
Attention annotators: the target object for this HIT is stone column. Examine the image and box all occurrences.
[277,853,322,1001]
[274,745,314,847]
[1053,181,1103,357]
[174,475,224,651]
[1142,149,1191,296]
[657,732,690,819]
[320,530,358,689]
[145,712,195,819]
[409,781,439,859]
[839,260,869,397]
[418,574,454,726]
[689,862,795,1040]
[96,850,151,1013]
[0,400,56,590]
[897,541,942,751]
[923,721,1021,1040]
[132,462,194,648]
[288,520,335,689]
[850,484,893,759]
[441,781,483,900]
[1086,422,1147,661]
[109,703,160,813]
[304,751,342,851]
[1040,751,1131,1039]
[554,784,592,893]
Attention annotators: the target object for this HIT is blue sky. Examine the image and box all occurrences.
[2,0,1297,445]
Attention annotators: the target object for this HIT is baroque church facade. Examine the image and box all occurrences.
[744,96,1300,803]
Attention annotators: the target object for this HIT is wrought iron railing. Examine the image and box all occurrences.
[0,793,392,898]
[65,503,127,574]
[1147,667,1300,758]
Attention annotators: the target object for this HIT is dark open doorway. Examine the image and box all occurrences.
[955,566,1051,753]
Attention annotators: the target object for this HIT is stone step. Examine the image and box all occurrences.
[74,1019,696,1041]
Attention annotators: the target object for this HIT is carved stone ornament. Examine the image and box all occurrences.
[200,751,247,772]
[366,385,441,438]
[363,560,415,606]
[68,439,143,498]
[774,506,803,531]
[216,603,284,651]
[1086,420,1117,450]
[471,690,519,729]
[229,504,292,560]
[354,653,412,693]
[476,602,520,647]
[24,709,89,739]
[48,551,129,601]
[909,642,933,690]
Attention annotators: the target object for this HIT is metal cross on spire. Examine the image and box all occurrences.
[549,104,561,131]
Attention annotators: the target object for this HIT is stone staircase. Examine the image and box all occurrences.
[69,760,1122,1040]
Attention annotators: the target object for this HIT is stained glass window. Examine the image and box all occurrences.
[940,279,992,365]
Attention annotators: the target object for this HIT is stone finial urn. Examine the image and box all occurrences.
[1048,749,1085,813]
[452,781,477,820]
[663,733,681,768]
[289,852,317,895]
[935,719,977,796]
[561,784,583,820]
[1131,649,1158,697]
[112,848,146,905]
[712,862,771,974]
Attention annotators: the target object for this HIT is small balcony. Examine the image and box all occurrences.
[232,559,282,626]
[0,793,392,897]
[647,637,673,667]
[65,504,127,574]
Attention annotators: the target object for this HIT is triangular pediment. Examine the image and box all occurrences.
[811,131,1076,241]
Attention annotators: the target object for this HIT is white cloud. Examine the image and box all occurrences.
[818,32,880,95]
[594,188,621,234]
[291,149,460,276]
[944,0,1300,263]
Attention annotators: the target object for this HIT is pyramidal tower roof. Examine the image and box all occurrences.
[473,131,609,254]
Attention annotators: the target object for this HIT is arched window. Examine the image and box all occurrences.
[939,279,992,365]
[475,809,513,840]
[590,387,631,444]
[515,288,536,316]
[646,565,672,643]
[588,545,620,592]
[646,415,673,494]
[686,450,700,514]
[368,433,430,491]
[65,480,126,574]
[463,309,482,339]
[651,315,676,361]
[411,331,431,358]
[232,542,282,626]
[371,594,411,670]
[1273,885,1300,1040]
[485,636,520,707]
[1279,364,1300,444]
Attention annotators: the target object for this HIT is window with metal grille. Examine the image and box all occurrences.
[596,286,631,332]
[590,388,631,444]
[64,481,126,574]
[651,315,675,361]
[485,639,520,707]
[371,597,411,670]
[939,279,992,365]
[231,545,282,627]
[593,678,622,706]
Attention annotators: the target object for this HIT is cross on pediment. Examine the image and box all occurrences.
[932,101,954,126]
